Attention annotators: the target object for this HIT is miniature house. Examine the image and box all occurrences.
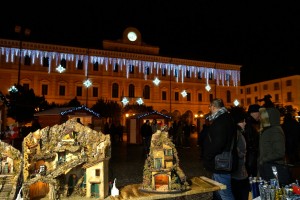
[22,118,111,200]
[140,129,190,193]
[0,141,22,199]
[126,110,171,144]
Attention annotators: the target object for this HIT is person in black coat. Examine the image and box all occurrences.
[203,98,237,200]
[141,120,152,154]
[282,112,300,164]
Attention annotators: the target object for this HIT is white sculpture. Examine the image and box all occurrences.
[111,178,119,197]
[15,187,23,200]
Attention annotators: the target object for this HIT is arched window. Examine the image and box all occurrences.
[112,83,119,98]
[129,84,135,98]
[143,85,150,99]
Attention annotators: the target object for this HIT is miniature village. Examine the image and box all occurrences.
[0,118,111,200]
[140,128,190,193]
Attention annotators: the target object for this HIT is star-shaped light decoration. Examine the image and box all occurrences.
[136,97,144,105]
[121,97,129,106]
[83,79,92,88]
[205,84,211,92]
[8,85,18,93]
[56,64,66,73]
[153,77,161,86]
[233,99,240,106]
[181,90,187,97]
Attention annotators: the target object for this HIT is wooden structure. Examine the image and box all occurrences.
[34,105,102,129]
[125,110,171,144]
[105,176,225,200]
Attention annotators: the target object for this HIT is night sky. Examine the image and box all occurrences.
[0,1,299,85]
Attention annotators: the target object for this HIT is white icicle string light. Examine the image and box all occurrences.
[1,46,240,86]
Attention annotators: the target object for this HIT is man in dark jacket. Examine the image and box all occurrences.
[203,98,237,200]
[141,120,152,154]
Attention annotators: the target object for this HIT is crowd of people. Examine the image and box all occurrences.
[199,96,300,200]
[104,94,299,200]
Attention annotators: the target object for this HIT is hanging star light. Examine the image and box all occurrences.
[136,97,144,105]
[56,64,66,73]
[8,85,18,93]
[83,79,92,87]
[233,99,240,106]
[153,77,161,86]
[181,90,187,97]
[205,84,211,92]
[121,97,129,106]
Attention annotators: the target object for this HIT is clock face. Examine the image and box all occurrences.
[127,31,137,41]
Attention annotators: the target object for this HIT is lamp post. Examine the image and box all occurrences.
[15,25,31,86]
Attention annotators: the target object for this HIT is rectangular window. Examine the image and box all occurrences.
[113,63,118,72]
[59,85,65,96]
[254,86,258,92]
[209,94,213,101]
[95,169,100,176]
[93,87,98,97]
[145,67,150,75]
[42,84,48,95]
[197,71,202,79]
[77,60,83,70]
[164,149,173,156]
[186,70,191,78]
[76,86,82,96]
[209,72,213,80]
[240,89,243,94]
[162,68,167,76]
[43,57,49,67]
[286,80,292,86]
[129,65,134,74]
[93,62,99,71]
[274,82,280,90]
[154,158,162,169]
[24,55,31,66]
[246,88,251,94]
[174,69,178,77]
[198,93,202,102]
[187,93,191,101]
[175,92,179,101]
[263,84,268,90]
[162,91,167,100]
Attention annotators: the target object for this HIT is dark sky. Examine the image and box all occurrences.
[0,1,299,85]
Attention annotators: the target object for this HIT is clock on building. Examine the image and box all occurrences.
[127,31,137,42]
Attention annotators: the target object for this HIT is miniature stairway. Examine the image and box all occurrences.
[0,175,15,200]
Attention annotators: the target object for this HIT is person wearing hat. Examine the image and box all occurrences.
[244,104,261,177]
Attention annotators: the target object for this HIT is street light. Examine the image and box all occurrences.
[15,25,31,85]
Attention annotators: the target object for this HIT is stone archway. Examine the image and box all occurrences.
[154,173,170,191]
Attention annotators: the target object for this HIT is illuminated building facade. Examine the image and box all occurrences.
[0,27,241,123]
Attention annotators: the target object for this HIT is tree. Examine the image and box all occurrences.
[5,84,46,123]
[91,98,122,122]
